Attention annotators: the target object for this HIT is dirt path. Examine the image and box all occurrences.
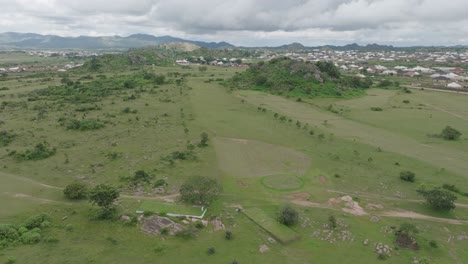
[380,210,468,225]
[0,171,62,190]
[403,85,468,95]
[426,103,468,121]
[3,192,71,205]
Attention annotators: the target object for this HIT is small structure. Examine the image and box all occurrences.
[447,82,462,89]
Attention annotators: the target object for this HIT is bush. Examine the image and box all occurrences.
[278,205,299,226]
[440,126,462,140]
[64,182,88,200]
[20,231,41,244]
[207,247,216,255]
[0,225,19,242]
[15,142,56,161]
[328,215,337,229]
[399,171,416,182]
[0,130,15,147]
[370,107,383,111]
[179,176,222,205]
[62,118,105,131]
[429,240,438,248]
[23,214,49,229]
[154,179,167,188]
[225,230,233,240]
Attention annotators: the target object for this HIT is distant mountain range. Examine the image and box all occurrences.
[0,32,235,49]
[0,32,466,51]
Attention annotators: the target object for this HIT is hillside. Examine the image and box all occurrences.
[229,57,371,97]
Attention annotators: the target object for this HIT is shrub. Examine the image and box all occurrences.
[370,107,383,111]
[154,179,167,188]
[207,247,216,255]
[440,126,462,140]
[64,182,88,200]
[179,176,222,205]
[23,214,49,229]
[399,171,416,182]
[0,130,15,147]
[328,215,337,229]
[225,230,233,240]
[442,184,460,194]
[429,240,438,248]
[20,231,41,244]
[15,142,56,161]
[0,225,19,241]
[62,118,105,131]
[278,205,299,226]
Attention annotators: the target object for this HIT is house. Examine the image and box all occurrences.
[382,70,397,76]
[403,71,419,77]
[432,76,450,82]
[447,82,462,89]
[354,73,366,78]
[375,65,387,71]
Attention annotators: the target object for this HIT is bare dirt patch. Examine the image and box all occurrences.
[288,192,310,200]
[319,176,327,185]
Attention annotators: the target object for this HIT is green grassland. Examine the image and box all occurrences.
[0,52,468,264]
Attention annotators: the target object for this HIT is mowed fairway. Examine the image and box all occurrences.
[238,90,468,178]
[214,137,310,177]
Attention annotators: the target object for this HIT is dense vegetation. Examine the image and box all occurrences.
[229,57,372,97]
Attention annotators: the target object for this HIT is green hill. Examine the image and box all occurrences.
[229,57,371,98]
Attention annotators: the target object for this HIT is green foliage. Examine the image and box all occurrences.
[20,230,41,244]
[125,170,154,186]
[0,130,15,147]
[440,126,462,140]
[370,107,383,111]
[154,179,167,188]
[207,247,216,255]
[225,230,233,240]
[277,205,299,226]
[399,171,416,182]
[15,142,56,161]
[0,225,19,242]
[63,182,88,200]
[418,188,457,210]
[429,240,438,248]
[398,223,418,236]
[198,66,207,72]
[179,176,222,205]
[199,132,209,147]
[23,214,50,229]
[88,184,120,213]
[60,118,105,131]
[328,215,337,229]
[229,57,366,98]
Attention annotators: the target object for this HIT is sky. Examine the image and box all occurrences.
[1,0,468,47]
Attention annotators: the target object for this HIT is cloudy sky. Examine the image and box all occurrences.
[1,0,468,46]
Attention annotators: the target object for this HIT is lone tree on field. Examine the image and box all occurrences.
[89,184,120,217]
[278,205,299,226]
[63,182,88,200]
[179,176,222,205]
[418,188,457,211]
[440,126,462,140]
[199,132,209,147]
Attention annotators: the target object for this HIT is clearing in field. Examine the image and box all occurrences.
[214,137,310,177]
[261,174,304,191]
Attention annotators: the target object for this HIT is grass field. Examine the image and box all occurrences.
[1,56,468,263]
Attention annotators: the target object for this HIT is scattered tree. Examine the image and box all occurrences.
[418,188,457,211]
[328,215,337,229]
[199,132,209,147]
[63,182,88,200]
[225,230,233,240]
[88,184,120,217]
[440,126,462,140]
[179,176,222,205]
[278,205,299,226]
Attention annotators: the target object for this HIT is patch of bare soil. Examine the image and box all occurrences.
[141,216,184,235]
[328,196,367,216]
[288,192,310,200]
[237,180,248,188]
[395,233,419,250]
[8,193,70,204]
[319,176,327,184]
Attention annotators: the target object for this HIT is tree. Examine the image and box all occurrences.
[89,184,120,215]
[179,176,222,205]
[63,182,88,200]
[440,126,462,140]
[278,205,299,226]
[198,66,208,72]
[418,188,457,210]
[199,132,209,147]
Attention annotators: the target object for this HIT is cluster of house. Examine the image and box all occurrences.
[176,56,249,67]
[0,63,84,73]
[27,50,99,58]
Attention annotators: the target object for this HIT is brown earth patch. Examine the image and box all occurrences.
[319,176,327,184]
[287,192,310,200]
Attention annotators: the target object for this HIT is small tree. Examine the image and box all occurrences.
[225,230,233,240]
[399,171,415,182]
[89,184,120,217]
[179,176,222,205]
[328,215,337,229]
[63,182,88,200]
[440,126,462,140]
[418,188,457,211]
[278,205,299,226]
[199,132,209,147]
[198,66,208,72]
